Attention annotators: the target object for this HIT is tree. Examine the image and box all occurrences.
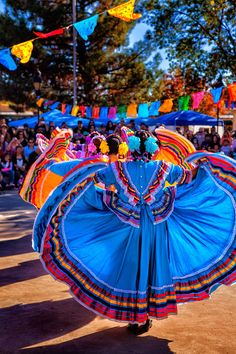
[0,0,162,107]
[144,0,236,78]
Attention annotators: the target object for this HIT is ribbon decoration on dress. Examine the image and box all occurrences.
[73,15,99,41]
[11,40,34,63]
[108,0,142,22]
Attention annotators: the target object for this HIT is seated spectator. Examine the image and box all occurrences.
[0,134,8,159]
[6,137,20,156]
[24,138,36,161]
[99,124,107,136]
[191,137,201,150]
[221,130,232,146]
[74,120,86,134]
[201,134,212,151]
[73,120,86,141]
[232,133,236,159]
[212,144,221,153]
[220,140,232,156]
[194,128,205,148]
[211,134,221,146]
[16,128,28,147]
[106,121,115,135]
[35,119,48,136]
[140,123,149,131]
[0,123,11,143]
[0,152,15,188]
[12,145,27,187]
[27,147,41,170]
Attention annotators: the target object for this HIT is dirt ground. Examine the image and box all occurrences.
[0,191,236,354]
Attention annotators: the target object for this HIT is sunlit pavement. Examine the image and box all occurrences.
[0,191,236,354]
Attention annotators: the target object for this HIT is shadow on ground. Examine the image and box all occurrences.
[20,326,173,354]
[0,259,46,286]
[0,298,95,353]
[0,234,32,257]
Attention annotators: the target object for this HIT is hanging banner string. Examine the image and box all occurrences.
[0,0,142,68]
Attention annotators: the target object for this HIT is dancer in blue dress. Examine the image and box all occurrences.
[32,130,236,334]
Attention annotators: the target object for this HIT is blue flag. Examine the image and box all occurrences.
[0,48,17,71]
[73,15,99,41]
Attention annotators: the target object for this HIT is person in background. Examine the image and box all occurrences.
[106,121,115,135]
[27,146,42,170]
[0,123,11,143]
[220,140,232,157]
[12,145,27,187]
[221,130,232,146]
[24,138,36,161]
[16,128,28,147]
[0,134,8,159]
[0,152,15,188]
[99,124,107,136]
[201,134,213,151]
[191,137,201,150]
[194,128,205,148]
[6,137,20,156]
[73,120,86,135]
[232,132,236,159]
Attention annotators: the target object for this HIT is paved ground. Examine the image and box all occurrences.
[0,191,236,354]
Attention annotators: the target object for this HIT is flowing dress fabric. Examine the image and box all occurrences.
[34,155,236,324]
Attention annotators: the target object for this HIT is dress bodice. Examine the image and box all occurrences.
[96,160,192,227]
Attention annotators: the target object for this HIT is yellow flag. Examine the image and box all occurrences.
[71,105,80,116]
[108,0,142,22]
[11,40,33,64]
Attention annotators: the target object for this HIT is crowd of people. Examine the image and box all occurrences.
[0,116,236,191]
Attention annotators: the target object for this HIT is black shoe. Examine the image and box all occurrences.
[127,323,139,334]
[127,319,152,335]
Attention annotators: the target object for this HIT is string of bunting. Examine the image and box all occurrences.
[36,84,236,119]
[0,0,142,71]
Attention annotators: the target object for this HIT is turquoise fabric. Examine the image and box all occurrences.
[0,48,17,71]
[138,103,149,118]
[73,15,99,41]
[33,154,236,322]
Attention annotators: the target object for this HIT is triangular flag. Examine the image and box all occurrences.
[71,105,80,116]
[0,48,17,71]
[73,15,99,41]
[34,28,64,38]
[11,40,33,64]
[36,98,44,107]
[108,0,142,22]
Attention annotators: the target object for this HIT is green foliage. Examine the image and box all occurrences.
[144,0,236,78]
[0,0,162,107]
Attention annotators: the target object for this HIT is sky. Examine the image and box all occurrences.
[0,1,169,71]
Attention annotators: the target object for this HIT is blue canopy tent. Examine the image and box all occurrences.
[155,111,224,127]
[8,109,223,129]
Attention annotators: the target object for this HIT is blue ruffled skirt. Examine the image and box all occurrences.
[33,154,236,324]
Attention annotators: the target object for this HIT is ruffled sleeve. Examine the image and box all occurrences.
[167,164,192,185]
[95,165,116,187]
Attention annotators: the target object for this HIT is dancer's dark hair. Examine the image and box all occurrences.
[106,134,122,155]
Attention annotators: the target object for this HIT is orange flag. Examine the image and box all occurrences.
[36,98,44,107]
[11,40,34,64]
[108,0,142,22]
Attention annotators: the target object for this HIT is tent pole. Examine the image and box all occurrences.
[72,0,77,106]
[216,107,220,133]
